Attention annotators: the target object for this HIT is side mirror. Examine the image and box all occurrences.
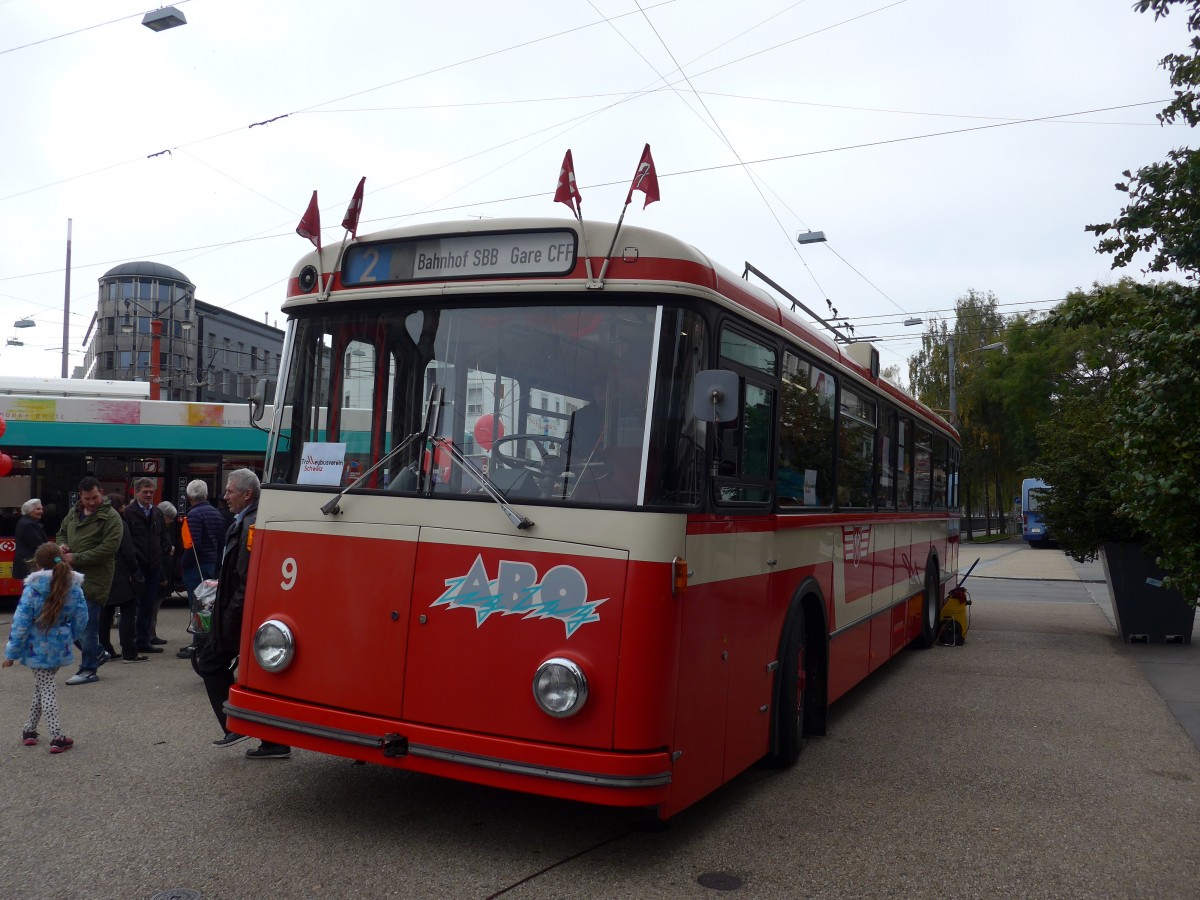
[249,379,268,431]
[692,370,740,422]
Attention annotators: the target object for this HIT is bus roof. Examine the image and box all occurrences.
[285,217,956,442]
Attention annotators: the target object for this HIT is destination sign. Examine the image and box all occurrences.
[342,230,577,285]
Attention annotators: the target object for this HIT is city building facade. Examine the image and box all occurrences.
[81,261,283,403]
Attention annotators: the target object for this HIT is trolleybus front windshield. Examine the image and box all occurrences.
[267,302,669,506]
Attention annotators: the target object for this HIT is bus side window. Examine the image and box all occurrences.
[837,388,876,509]
[644,310,709,506]
[714,326,775,505]
[913,428,932,509]
[896,416,913,510]
[777,352,834,508]
[931,434,948,509]
[876,406,897,509]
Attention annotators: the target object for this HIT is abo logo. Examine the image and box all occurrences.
[432,555,607,638]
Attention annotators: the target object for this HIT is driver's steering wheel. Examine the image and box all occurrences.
[490,434,568,475]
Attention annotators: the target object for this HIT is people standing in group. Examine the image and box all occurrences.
[99,495,148,664]
[155,500,179,644]
[55,476,122,685]
[3,543,90,753]
[198,468,291,760]
[178,479,225,659]
[124,477,171,654]
[13,498,48,582]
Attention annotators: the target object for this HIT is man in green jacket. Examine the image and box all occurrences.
[57,476,123,685]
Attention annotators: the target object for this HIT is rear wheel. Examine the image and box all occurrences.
[916,562,940,649]
[767,613,808,767]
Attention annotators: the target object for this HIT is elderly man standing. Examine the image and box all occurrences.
[200,468,291,760]
[56,476,123,685]
[125,477,172,654]
[178,479,225,659]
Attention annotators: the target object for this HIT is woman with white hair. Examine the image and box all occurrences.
[13,498,47,581]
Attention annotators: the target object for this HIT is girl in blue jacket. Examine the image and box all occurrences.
[3,542,89,754]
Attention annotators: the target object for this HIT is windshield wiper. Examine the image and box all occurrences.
[427,435,534,531]
[320,386,533,531]
[320,432,422,516]
[321,383,445,515]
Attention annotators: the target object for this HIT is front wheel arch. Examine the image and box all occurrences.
[765,578,828,767]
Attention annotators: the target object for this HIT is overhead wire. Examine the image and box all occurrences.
[0,96,1167,287]
[629,0,837,305]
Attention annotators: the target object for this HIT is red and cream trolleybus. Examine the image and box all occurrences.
[226,217,961,818]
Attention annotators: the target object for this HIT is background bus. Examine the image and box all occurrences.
[228,217,961,818]
[1021,477,1052,547]
[0,376,267,596]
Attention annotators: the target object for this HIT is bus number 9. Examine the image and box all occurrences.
[281,557,298,590]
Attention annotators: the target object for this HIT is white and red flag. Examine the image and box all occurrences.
[341,177,365,238]
[297,191,321,251]
[553,150,582,217]
[625,143,660,209]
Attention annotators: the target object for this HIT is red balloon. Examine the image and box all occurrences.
[0,453,12,477]
[472,414,505,452]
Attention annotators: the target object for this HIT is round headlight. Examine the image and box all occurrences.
[253,619,295,673]
[532,657,588,718]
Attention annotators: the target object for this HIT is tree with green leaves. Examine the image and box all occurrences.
[908,290,1007,528]
[1059,0,1200,602]
[1087,0,1200,273]
[1034,281,1200,602]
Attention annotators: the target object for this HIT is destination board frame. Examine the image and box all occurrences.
[342,228,578,286]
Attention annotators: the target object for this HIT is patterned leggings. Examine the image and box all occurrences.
[25,668,62,740]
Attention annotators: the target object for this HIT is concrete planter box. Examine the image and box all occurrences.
[1102,542,1196,644]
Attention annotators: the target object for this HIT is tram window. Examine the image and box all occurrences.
[837,388,876,509]
[777,352,834,508]
[913,428,933,509]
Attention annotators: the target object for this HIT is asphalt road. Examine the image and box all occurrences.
[2,542,1198,899]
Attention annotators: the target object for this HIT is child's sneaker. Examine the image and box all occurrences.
[21,730,38,746]
[49,736,73,754]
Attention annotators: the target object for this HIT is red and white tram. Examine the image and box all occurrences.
[226,217,960,818]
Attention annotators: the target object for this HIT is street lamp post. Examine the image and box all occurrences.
[121,295,193,400]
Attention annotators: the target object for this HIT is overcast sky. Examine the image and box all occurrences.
[0,0,1190,381]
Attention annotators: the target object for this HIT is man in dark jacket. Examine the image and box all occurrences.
[56,477,123,685]
[100,495,148,663]
[179,479,226,658]
[125,477,172,653]
[199,468,290,760]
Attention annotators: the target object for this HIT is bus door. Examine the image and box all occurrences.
[240,520,419,719]
[673,521,777,807]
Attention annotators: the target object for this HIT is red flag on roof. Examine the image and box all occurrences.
[341,177,365,238]
[625,143,660,209]
[553,150,582,217]
[297,191,321,251]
